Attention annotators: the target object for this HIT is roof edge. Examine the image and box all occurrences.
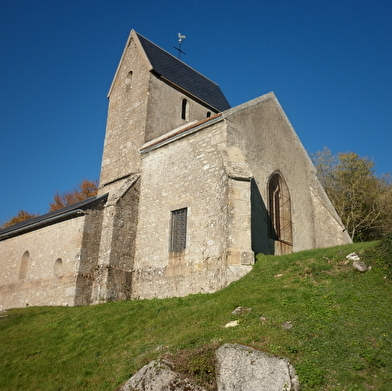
[159,75,222,112]
[222,91,276,119]
[140,113,223,154]
[0,194,108,241]
[107,30,153,98]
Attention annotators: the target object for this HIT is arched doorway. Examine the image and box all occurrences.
[268,172,293,254]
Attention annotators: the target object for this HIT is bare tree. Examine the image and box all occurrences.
[312,148,392,241]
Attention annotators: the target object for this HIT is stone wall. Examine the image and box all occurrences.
[0,197,106,310]
[145,75,215,143]
[132,120,252,299]
[91,176,140,304]
[99,34,150,190]
[99,31,218,197]
[224,93,351,253]
[0,217,86,310]
[75,206,106,306]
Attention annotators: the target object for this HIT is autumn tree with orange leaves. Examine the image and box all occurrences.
[1,210,40,229]
[49,179,98,212]
[1,179,98,229]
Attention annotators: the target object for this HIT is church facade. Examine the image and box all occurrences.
[0,31,351,310]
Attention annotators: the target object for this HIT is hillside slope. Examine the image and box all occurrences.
[0,242,391,390]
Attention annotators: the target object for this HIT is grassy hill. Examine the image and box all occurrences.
[1,241,391,390]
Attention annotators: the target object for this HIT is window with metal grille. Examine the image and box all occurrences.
[170,208,187,252]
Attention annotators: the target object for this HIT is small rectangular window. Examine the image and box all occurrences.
[170,208,187,252]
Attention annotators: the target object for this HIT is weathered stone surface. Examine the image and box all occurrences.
[224,320,240,328]
[215,343,299,391]
[353,260,369,272]
[0,198,106,310]
[118,344,299,391]
[118,359,206,391]
[347,252,370,272]
[346,252,360,262]
[281,321,293,330]
[231,306,252,315]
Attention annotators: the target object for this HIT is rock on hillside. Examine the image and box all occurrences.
[118,343,299,391]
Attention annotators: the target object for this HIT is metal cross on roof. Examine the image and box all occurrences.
[173,33,186,59]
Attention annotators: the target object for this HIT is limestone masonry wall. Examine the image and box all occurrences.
[0,217,86,310]
[145,75,216,142]
[99,35,150,188]
[132,120,252,299]
[224,93,351,253]
[91,177,140,304]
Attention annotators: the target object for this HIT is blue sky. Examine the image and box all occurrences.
[1,0,392,224]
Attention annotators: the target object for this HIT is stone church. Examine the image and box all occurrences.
[0,30,351,310]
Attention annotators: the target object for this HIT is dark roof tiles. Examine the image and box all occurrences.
[136,32,230,112]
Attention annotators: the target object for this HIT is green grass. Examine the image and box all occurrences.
[1,241,391,390]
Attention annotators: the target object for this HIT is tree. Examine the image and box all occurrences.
[1,210,39,229]
[312,148,392,241]
[49,179,98,212]
[1,179,99,229]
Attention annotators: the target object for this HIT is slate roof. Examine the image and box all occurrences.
[0,194,108,240]
[136,32,231,112]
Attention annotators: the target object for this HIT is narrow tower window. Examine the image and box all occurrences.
[206,111,211,118]
[170,208,188,252]
[125,71,133,92]
[181,98,189,120]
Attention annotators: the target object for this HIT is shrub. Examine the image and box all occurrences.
[362,234,392,278]
[377,233,392,278]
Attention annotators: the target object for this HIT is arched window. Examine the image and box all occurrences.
[206,111,211,118]
[181,98,189,120]
[19,251,29,279]
[54,258,63,278]
[268,172,293,247]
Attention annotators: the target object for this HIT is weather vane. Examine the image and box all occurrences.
[174,33,186,59]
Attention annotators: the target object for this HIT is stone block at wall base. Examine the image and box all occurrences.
[105,268,133,301]
[91,266,133,304]
[224,247,254,265]
[226,265,252,287]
